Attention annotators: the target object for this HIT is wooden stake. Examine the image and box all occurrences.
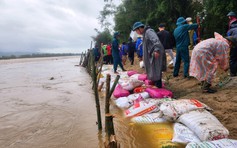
[91,49,102,130]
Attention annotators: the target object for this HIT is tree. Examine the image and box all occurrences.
[92,28,112,47]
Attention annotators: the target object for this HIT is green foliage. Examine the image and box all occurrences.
[92,28,112,47]
[99,0,237,41]
[203,0,237,38]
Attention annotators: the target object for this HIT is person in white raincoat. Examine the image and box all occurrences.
[189,32,236,93]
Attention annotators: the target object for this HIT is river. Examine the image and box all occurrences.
[0,56,182,148]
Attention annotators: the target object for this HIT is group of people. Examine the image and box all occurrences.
[130,11,237,93]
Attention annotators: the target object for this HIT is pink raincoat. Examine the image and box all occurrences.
[189,35,229,84]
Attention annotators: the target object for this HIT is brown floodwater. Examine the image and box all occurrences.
[0,56,183,148]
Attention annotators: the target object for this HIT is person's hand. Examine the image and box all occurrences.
[153,51,160,58]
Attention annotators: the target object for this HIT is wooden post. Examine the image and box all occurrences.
[105,74,111,114]
[105,114,120,148]
[109,75,120,99]
[91,49,102,130]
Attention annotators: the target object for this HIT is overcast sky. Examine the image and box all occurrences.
[0,0,121,53]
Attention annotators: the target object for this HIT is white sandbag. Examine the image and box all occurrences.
[172,123,201,144]
[120,78,144,91]
[131,112,167,124]
[114,92,149,109]
[186,138,237,148]
[114,97,133,109]
[177,109,229,141]
[139,61,144,68]
[159,99,212,121]
[130,74,140,80]
[125,99,159,118]
[127,92,150,101]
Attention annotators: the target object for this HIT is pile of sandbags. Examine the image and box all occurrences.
[99,66,233,146]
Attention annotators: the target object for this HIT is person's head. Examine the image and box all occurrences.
[176,17,187,26]
[225,36,237,47]
[227,11,236,20]
[158,23,165,31]
[113,31,120,38]
[132,22,145,35]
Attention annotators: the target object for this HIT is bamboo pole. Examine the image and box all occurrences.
[91,48,102,130]
[109,75,120,99]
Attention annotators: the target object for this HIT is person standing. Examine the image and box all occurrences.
[157,23,175,67]
[106,43,112,64]
[227,11,237,76]
[135,36,143,61]
[132,22,165,88]
[189,33,236,93]
[112,32,126,74]
[186,17,195,50]
[227,11,237,31]
[127,37,136,65]
[101,43,108,64]
[173,17,198,78]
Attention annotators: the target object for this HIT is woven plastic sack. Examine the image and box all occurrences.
[172,123,201,144]
[131,112,167,124]
[145,88,173,99]
[159,99,212,121]
[113,84,130,98]
[125,99,159,118]
[177,109,229,141]
[186,138,237,148]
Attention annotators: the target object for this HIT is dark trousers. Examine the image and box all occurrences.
[173,46,189,77]
[230,47,237,76]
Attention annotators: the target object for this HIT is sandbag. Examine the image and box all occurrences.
[127,70,138,77]
[114,92,150,109]
[125,99,159,118]
[186,139,237,148]
[138,74,147,81]
[177,109,229,141]
[127,92,150,101]
[131,112,167,124]
[172,123,201,144]
[130,73,140,80]
[145,88,173,99]
[160,99,212,121]
[120,78,144,91]
[113,84,130,98]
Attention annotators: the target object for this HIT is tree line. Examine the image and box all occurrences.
[92,0,237,45]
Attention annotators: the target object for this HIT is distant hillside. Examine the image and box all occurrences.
[0,51,80,60]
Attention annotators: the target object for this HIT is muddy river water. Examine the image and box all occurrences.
[0,56,181,148]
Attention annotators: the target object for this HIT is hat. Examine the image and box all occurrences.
[227,11,236,17]
[158,23,165,28]
[132,22,145,31]
[113,31,120,37]
[225,36,237,46]
[176,17,186,25]
[186,17,192,22]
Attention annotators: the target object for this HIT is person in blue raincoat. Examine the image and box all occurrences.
[112,32,126,74]
[173,17,198,78]
[136,36,143,61]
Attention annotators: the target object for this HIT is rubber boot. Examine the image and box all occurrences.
[202,81,217,93]
[155,80,162,88]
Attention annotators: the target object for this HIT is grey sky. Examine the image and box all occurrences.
[0,0,120,53]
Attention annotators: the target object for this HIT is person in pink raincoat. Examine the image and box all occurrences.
[189,32,236,93]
